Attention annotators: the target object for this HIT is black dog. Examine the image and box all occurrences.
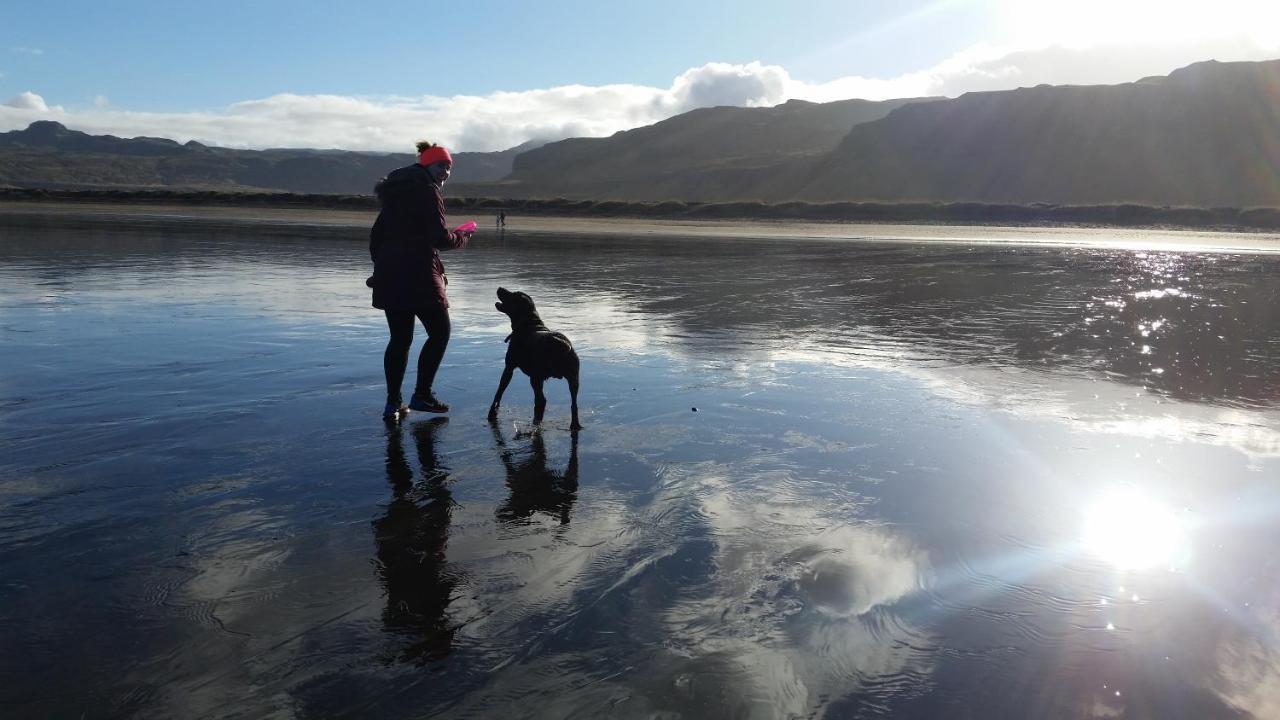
[488,287,581,430]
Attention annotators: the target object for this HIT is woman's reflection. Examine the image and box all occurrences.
[373,417,457,663]
[490,424,579,526]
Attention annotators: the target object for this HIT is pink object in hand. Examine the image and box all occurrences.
[453,221,477,234]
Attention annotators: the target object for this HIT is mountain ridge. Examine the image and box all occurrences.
[4,58,1280,209]
[504,96,939,201]
[792,58,1280,206]
[0,122,533,191]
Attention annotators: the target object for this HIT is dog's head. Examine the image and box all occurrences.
[495,287,538,318]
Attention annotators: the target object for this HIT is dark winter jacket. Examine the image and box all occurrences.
[369,164,469,310]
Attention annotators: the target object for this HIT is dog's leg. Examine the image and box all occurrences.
[530,376,547,425]
[489,365,515,421]
[567,371,582,431]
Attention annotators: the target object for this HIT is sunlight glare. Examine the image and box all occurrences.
[1002,0,1280,49]
[1082,487,1189,570]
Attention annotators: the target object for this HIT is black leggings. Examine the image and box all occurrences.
[384,306,451,403]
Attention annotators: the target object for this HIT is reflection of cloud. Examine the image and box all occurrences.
[988,375,1280,462]
[133,507,302,718]
[467,247,1280,463]
[452,431,626,645]
[658,470,930,713]
[1214,606,1280,719]
[439,448,931,718]
[183,509,292,605]
[789,531,924,617]
[1089,698,1126,718]
[1091,412,1280,460]
[768,340,1280,462]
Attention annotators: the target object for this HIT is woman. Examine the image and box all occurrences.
[370,141,473,420]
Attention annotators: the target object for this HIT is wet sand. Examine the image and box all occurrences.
[4,199,1280,253]
[4,209,1280,718]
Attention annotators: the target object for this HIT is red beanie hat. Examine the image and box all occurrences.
[418,145,453,167]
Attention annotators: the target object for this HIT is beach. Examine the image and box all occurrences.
[2,208,1279,717]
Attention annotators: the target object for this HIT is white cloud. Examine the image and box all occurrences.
[10,46,44,56]
[0,36,1277,153]
[3,91,51,111]
[0,64,795,152]
[668,61,789,110]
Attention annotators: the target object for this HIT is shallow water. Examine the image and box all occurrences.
[2,216,1280,719]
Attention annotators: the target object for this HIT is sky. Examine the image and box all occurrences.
[1,0,1278,152]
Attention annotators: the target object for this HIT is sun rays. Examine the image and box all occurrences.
[1081,486,1192,571]
[1001,0,1280,49]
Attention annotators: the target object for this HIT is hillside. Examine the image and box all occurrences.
[501,97,937,201]
[0,122,530,192]
[6,59,1280,210]
[795,59,1280,207]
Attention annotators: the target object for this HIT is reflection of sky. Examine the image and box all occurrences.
[1216,605,1280,719]
[4,223,1280,717]
[665,472,930,712]
[773,344,1280,460]
[526,276,1280,461]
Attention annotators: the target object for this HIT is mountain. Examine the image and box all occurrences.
[0,122,533,192]
[794,59,1280,207]
[499,97,938,201]
[0,120,193,156]
[6,59,1280,209]
[454,139,546,184]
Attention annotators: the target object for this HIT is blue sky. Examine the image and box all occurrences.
[2,1,1277,151]
[2,0,989,110]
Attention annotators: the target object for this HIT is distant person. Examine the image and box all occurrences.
[369,141,475,420]
[498,210,507,227]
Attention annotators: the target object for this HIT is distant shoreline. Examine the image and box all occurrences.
[5,196,1280,255]
[4,187,1280,232]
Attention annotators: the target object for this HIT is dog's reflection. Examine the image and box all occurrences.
[491,423,579,526]
[373,417,457,664]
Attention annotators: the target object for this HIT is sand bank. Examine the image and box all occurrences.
[3,200,1279,253]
